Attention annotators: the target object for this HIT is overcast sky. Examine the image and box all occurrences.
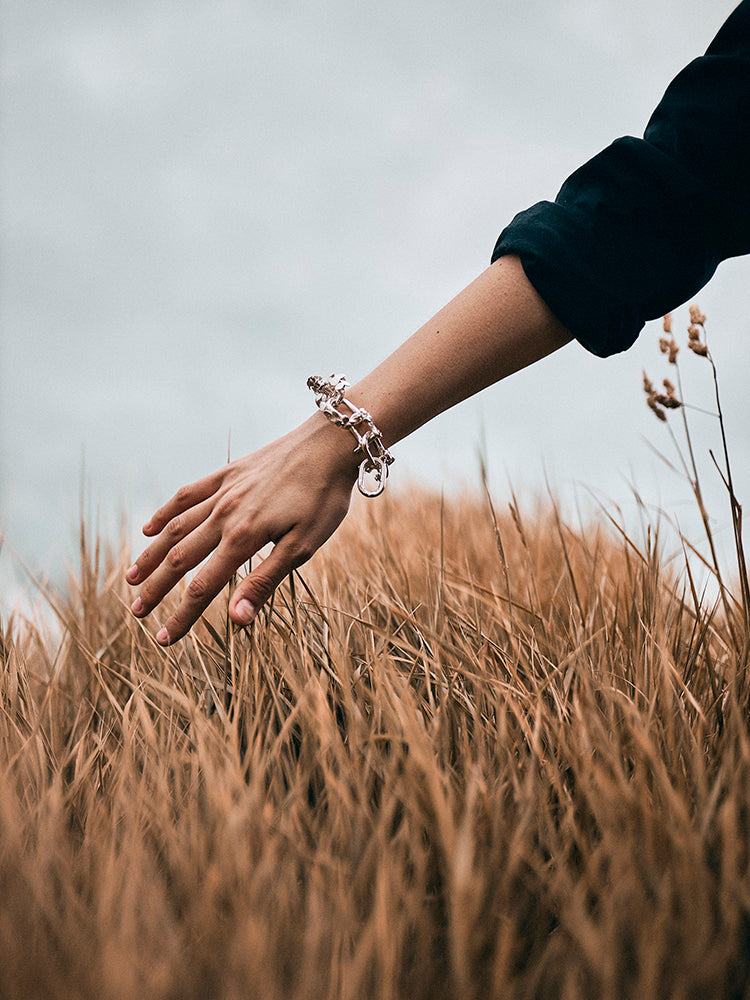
[1,0,747,603]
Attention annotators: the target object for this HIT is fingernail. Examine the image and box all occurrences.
[142,521,152,534]
[126,564,139,583]
[131,597,143,615]
[235,599,256,624]
[156,627,169,644]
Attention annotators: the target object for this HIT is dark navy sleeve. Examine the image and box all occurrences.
[491,1,750,357]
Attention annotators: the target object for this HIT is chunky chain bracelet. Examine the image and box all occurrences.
[307,374,394,497]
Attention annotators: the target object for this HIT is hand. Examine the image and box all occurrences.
[126,415,359,644]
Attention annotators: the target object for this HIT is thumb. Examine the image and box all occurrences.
[229,533,313,625]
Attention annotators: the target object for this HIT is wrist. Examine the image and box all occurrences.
[296,411,362,483]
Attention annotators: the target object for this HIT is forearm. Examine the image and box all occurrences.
[344,254,572,448]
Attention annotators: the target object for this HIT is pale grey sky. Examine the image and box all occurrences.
[1,0,747,600]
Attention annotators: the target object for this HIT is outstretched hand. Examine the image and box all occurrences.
[126,415,359,644]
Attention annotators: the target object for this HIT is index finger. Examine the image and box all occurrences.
[143,470,224,536]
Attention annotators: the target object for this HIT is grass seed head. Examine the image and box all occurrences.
[687,316,709,358]
[659,336,679,362]
[688,339,709,358]
[644,370,668,420]
[647,392,667,421]
[688,304,706,326]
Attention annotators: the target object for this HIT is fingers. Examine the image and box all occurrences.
[127,498,214,586]
[128,429,356,643]
[130,521,221,622]
[229,532,315,626]
[155,543,249,644]
[141,471,223,536]
[153,531,317,644]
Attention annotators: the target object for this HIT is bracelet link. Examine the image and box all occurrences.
[358,455,390,497]
[307,374,394,497]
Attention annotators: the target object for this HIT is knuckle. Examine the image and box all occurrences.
[174,485,192,507]
[166,544,186,571]
[242,575,275,605]
[224,521,250,551]
[290,539,315,565]
[166,515,183,540]
[186,575,210,602]
[136,546,153,570]
[164,613,188,642]
[148,509,167,531]
[215,488,242,521]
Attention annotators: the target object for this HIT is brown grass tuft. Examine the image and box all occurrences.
[1,484,749,1000]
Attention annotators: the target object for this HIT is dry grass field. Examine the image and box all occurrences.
[1,313,749,999]
[1,484,748,1000]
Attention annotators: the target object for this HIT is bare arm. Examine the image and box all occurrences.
[344,254,571,446]
[126,255,572,643]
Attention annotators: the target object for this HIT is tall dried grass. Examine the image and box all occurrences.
[1,480,748,1000]
[2,309,749,999]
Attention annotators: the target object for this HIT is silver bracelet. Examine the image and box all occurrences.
[307,374,394,497]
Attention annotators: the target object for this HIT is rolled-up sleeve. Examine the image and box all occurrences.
[492,1,750,357]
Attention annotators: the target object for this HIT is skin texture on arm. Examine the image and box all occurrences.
[126,254,572,644]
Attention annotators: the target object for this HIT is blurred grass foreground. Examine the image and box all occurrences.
[1,479,749,1000]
